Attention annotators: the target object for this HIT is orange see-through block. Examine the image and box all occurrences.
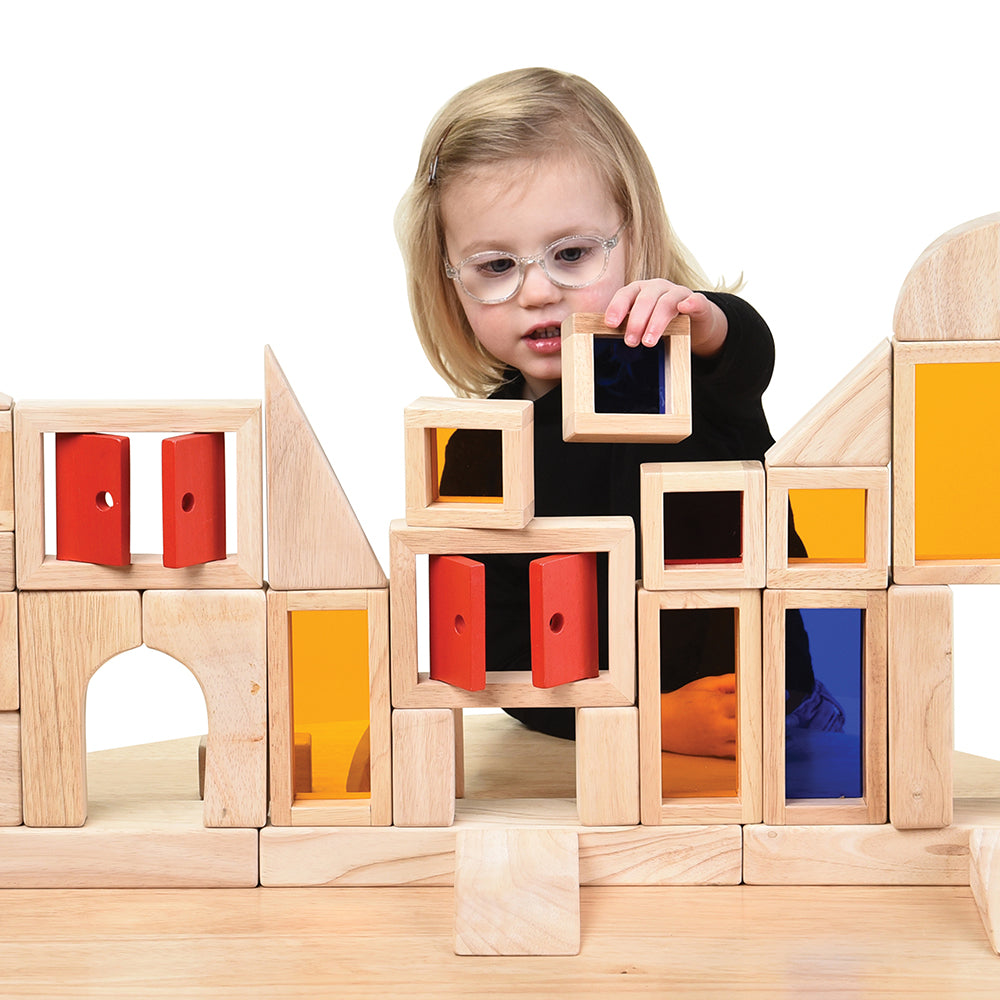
[915,362,1000,561]
[788,489,867,564]
[430,427,503,504]
[289,609,370,801]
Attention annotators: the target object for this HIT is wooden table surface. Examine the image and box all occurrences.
[2,713,998,998]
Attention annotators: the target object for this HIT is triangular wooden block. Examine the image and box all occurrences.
[765,339,892,467]
[894,212,1000,342]
[265,347,386,590]
[971,828,1000,955]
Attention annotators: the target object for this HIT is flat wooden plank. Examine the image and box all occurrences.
[0,711,21,825]
[0,590,17,710]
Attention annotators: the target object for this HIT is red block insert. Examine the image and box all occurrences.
[162,432,226,568]
[428,554,486,691]
[55,432,131,566]
[529,552,599,688]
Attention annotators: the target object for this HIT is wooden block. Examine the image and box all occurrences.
[404,397,533,528]
[638,588,762,825]
[392,708,455,827]
[265,346,385,590]
[267,589,391,827]
[143,589,267,828]
[763,590,887,826]
[894,212,1000,342]
[640,461,764,590]
[0,532,13,592]
[0,591,16,710]
[19,590,142,827]
[55,432,131,565]
[888,585,953,829]
[390,516,635,709]
[1,711,21,826]
[161,432,226,568]
[455,828,580,955]
[576,707,639,826]
[14,400,262,589]
[743,823,973,885]
[893,340,1000,583]
[295,732,314,794]
[0,804,259,887]
[765,339,892,466]
[198,733,207,799]
[970,827,1000,954]
[428,555,486,691]
[767,467,889,590]
[561,312,691,442]
[0,408,13,532]
[530,553,599,687]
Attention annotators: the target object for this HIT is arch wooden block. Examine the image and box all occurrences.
[143,589,267,828]
[888,585,953,830]
[763,589,887,826]
[562,312,691,442]
[404,397,533,529]
[267,588,391,828]
[766,466,889,590]
[640,460,764,590]
[265,346,386,590]
[638,588,762,826]
[894,212,1000,342]
[14,400,262,590]
[19,590,143,827]
[765,339,892,467]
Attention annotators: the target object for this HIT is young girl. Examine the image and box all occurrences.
[396,67,821,752]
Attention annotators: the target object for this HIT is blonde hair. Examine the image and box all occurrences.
[396,67,738,397]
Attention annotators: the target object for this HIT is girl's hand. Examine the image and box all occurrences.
[660,674,737,758]
[605,279,728,358]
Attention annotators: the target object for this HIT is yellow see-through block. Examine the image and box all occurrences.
[788,488,867,564]
[915,362,1000,560]
[431,427,503,504]
[290,608,371,800]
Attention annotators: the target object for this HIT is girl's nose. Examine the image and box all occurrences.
[516,260,561,307]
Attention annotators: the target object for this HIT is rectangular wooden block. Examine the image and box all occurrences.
[392,708,455,827]
[0,805,259,887]
[576,707,639,826]
[161,432,227,568]
[0,532,15,592]
[404,397,533,529]
[390,517,635,709]
[0,591,16,710]
[970,827,1000,954]
[1,711,21,826]
[562,313,691,442]
[15,400,262,589]
[763,590,887,826]
[641,460,765,590]
[428,555,486,691]
[766,466,889,590]
[455,828,580,955]
[743,823,973,885]
[888,585,953,829]
[0,408,13,532]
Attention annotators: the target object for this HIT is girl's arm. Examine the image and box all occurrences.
[604,280,728,358]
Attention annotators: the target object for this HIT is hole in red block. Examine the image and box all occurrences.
[454,614,466,635]
[548,612,564,634]
[181,492,195,513]
[95,491,115,511]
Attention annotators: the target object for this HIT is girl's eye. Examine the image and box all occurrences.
[473,255,516,277]
[553,243,596,266]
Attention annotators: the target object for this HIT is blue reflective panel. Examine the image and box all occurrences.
[593,339,665,414]
[784,607,863,799]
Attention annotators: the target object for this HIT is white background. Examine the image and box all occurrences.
[2,2,997,756]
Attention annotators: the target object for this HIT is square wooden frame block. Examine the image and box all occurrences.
[763,589,887,826]
[267,588,391,827]
[638,588,762,825]
[641,461,764,590]
[389,516,635,709]
[404,397,533,529]
[561,313,691,442]
[14,400,262,590]
[893,339,1000,583]
[766,466,889,590]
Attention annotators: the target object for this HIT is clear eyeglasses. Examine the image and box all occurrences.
[444,223,626,304]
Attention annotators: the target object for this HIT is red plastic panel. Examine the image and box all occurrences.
[529,552,599,688]
[55,433,131,566]
[428,554,486,691]
[162,432,226,568]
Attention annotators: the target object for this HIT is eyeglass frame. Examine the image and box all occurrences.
[442,221,628,305]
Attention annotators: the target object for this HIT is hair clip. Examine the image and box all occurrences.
[427,123,454,186]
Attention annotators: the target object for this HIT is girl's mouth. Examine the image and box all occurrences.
[524,325,562,354]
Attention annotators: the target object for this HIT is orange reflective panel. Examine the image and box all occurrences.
[431,428,503,504]
[289,609,370,801]
[788,489,866,563]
